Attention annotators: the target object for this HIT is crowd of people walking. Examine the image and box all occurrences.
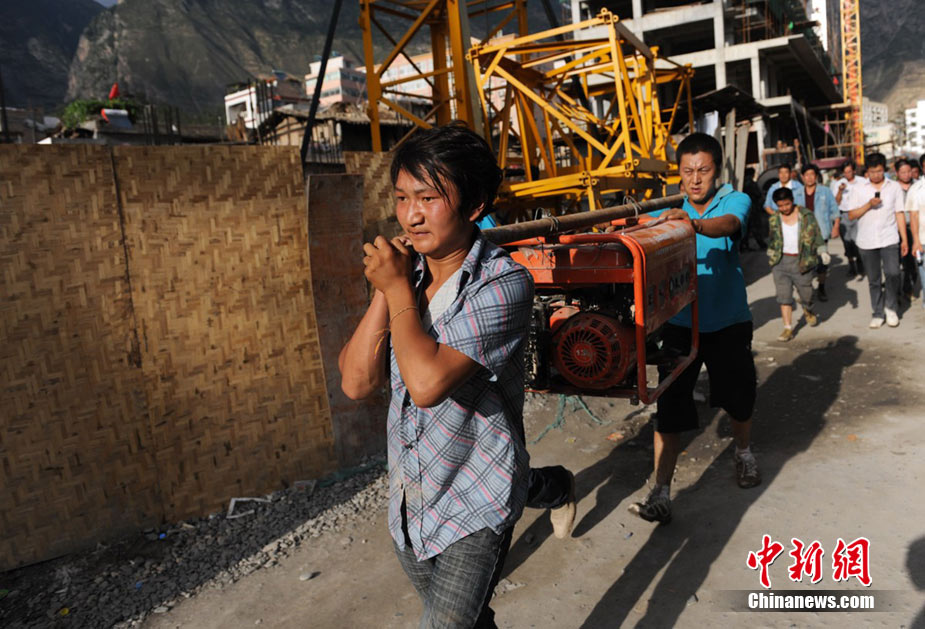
[744,153,925,340]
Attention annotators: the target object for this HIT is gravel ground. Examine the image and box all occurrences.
[0,461,388,629]
[0,394,607,629]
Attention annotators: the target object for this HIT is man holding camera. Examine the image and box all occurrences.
[846,153,909,328]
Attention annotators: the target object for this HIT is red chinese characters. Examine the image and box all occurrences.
[832,537,872,587]
[747,536,872,588]
[746,534,785,588]
[788,538,825,584]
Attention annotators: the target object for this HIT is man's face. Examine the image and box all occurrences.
[913,166,922,179]
[802,169,817,187]
[867,164,885,184]
[679,151,717,205]
[394,169,478,257]
[777,198,795,216]
[778,167,792,184]
[843,164,855,180]
[898,164,913,184]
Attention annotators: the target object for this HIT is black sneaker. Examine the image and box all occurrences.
[628,486,671,524]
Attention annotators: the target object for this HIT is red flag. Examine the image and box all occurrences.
[108,83,120,100]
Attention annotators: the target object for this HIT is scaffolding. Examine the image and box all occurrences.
[358,0,528,151]
[359,2,692,214]
[469,9,693,212]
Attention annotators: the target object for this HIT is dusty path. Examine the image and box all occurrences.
[145,241,925,629]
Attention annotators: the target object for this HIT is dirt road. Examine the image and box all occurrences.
[145,241,925,628]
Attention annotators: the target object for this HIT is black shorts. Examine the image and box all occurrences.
[655,321,756,433]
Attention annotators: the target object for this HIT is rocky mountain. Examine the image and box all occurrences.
[0,0,103,108]
[860,0,925,118]
[8,0,919,121]
[63,0,557,115]
[65,0,368,114]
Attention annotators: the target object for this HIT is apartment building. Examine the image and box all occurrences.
[905,100,925,155]
[305,56,368,108]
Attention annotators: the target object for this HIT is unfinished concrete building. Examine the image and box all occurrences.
[570,0,843,173]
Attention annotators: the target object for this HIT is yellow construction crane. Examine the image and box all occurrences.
[468,9,693,212]
[359,1,693,214]
[840,0,863,164]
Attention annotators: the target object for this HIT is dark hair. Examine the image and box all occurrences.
[865,153,887,170]
[676,132,722,169]
[842,160,856,172]
[801,163,820,176]
[778,162,793,172]
[894,158,912,171]
[917,155,925,169]
[390,122,503,219]
[772,187,794,203]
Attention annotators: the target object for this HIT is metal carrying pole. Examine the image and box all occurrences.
[481,194,685,245]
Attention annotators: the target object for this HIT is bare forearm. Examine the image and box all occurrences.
[383,285,460,407]
[847,203,871,221]
[764,206,775,216]
[693,215,741,238]
[339,291,390,399]
[384,286,476,407]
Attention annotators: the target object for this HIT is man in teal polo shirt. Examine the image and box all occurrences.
[629,133,759,525]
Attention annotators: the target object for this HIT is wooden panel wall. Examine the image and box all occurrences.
[0,146,159,566]
[306,175,387,466]
[0,145,336,569]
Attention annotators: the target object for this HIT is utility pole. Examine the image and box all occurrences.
[0,66,10,143]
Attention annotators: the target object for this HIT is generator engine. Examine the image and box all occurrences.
[505,219,699,403]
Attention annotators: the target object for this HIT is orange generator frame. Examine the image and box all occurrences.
[503,219,699,404]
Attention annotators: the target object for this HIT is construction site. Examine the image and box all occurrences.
[2,0,923,628]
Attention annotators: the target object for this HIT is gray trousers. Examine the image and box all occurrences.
[773,255,815,311]
[858,244,901,318]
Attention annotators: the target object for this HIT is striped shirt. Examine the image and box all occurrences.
[387,232,533,560]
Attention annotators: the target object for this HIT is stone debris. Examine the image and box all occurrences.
[0,464,387,629]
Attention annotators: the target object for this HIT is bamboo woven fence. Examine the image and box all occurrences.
[0,145,337,569]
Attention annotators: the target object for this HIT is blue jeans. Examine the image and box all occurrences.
[394,514,512,629]
[858,245,901,318]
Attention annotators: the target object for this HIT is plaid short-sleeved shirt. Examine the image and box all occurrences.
[387,232,533,560]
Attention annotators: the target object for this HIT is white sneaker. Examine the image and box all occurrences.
[885,309,899,327]
[869,317,885,329]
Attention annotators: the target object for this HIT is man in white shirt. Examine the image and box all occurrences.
[831,160,868,279]
[906,163,925,310]
[847,153,909,328]
[895,158,918,301]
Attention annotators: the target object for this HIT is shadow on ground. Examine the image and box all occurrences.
[908,537,925,629]
[575,335,862,628]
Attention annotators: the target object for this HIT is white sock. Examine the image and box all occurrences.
[736,445,752,457]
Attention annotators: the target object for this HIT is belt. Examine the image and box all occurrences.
[783,253,799,256]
